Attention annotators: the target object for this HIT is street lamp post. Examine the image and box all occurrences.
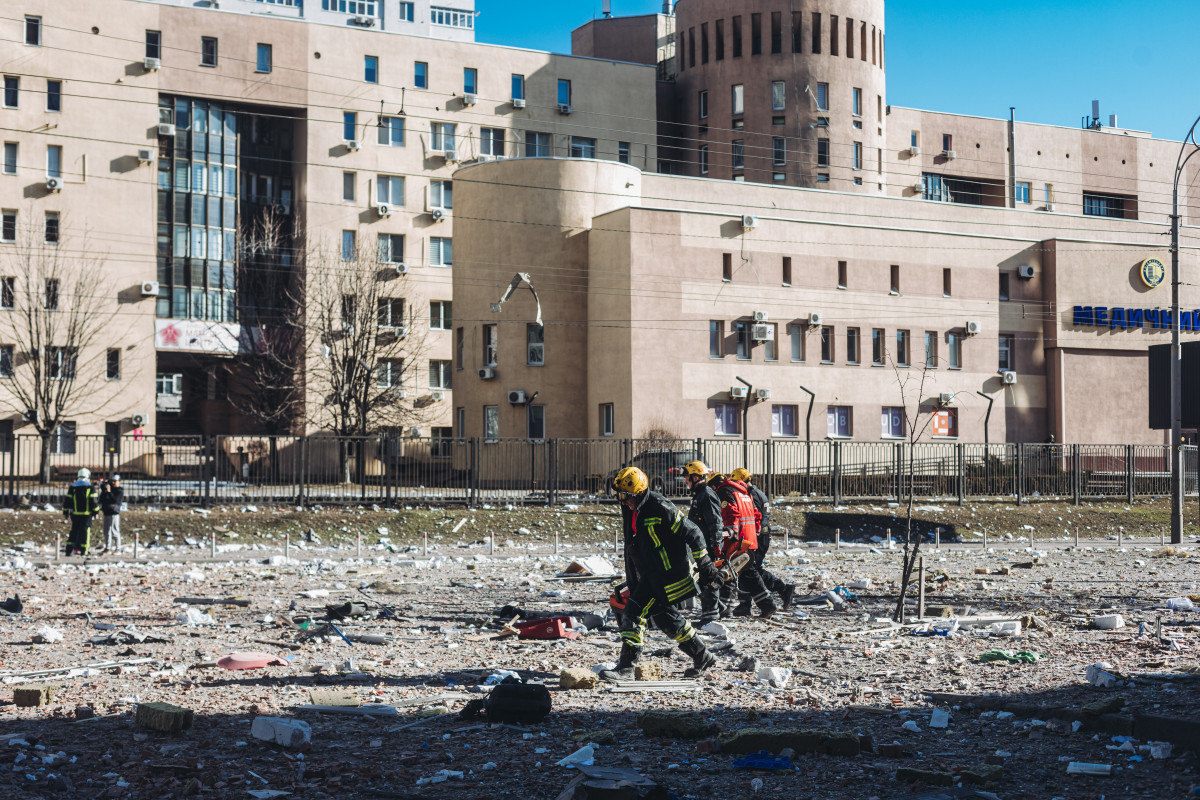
[1170,115,1200,545]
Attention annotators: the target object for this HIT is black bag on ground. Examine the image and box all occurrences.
[485,682,552,724]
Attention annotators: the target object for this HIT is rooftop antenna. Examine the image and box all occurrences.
[602,0,612,18]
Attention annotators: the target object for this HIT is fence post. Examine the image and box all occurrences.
[832,441,841,506]
[549,439,559,507]
[622,438,631,468]
[469,437,478,506]
[1072,444,1081,506]
[695,437,704,463]
[766,440,774,498]
[202,436,213,508]
[956,443,965,506]
[298,436,307,506]
[8,435,16,506]
[1126,444,1135,503]
[1016,442,1024,505]
[894,442,903,502]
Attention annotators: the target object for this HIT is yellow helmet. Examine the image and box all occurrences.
[682,460,709,477]
[612,466,649,497]
[730,467,752,482]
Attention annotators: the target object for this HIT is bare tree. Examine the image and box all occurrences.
[0,216,122,482]
[636,414,687,452]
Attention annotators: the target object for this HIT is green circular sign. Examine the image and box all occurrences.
[1141,258,1165,288]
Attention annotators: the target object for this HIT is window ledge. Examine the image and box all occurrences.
[847,361,860,366]
[771,434,799,438]
[881,436,906,440]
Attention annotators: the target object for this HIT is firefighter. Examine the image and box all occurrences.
[730,467,795,611]
[683,460,728,624]
[600,466,722,683]
[709,469,777,618]
[62,468,99,557]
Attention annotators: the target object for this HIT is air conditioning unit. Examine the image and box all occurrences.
[353,15,376,26]
[912,182,925,193]
[462,93,477,106]
[158,122,176,137]
[131,412,149,427]
[908,145,920,156]
[730,386,747,399]
[1018,264,1035,279]
[753,310,769,322]
[512,98,526,109]
[943,149,957,159]
[938,392,955,405]
[430,208,446,222]
[507,390,527,404]
[144,56,161,71]
[443,149,458,162]
[1002,370,1018,385]
[394,262,410,276]
[1045,202,1056,212]
[476,153,495,163]
[807,312,823,326]
[752,323,774,341]
[377,203,394,217]
[965,320,981,335]
[755,388,771,401]
[45,177,63,192]
[557,103,573,115]
[347,139,361,151]
[22,409,37,423]
[141,281,160,297]
[395,389,407,399]
[741,214,758,229]
[478,367,496,380]
[408,427,421,437]
[137,148,155,163]
[431,391,445,401]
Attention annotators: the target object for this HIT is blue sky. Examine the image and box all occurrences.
[476,0,1200,142]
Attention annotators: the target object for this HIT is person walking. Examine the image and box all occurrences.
[62,468,99,556]
[683,460,728,625]
[730,467,795,611]
[99,474,124,552]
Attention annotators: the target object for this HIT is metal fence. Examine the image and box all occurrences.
[3,434,1196,508]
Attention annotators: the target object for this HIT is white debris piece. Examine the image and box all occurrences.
[1085,662,1119,688]
[1093,614,1124,630]
[416,769,464,786]
[756,666,792,688]
[556,744,596,767]
[930,709,950,728]
[178,608,214,626]
[33,626,63,643]
[901,720,922,733]
[1165,597,1194,611]
[701,621,730,638]
[250,717,311,748]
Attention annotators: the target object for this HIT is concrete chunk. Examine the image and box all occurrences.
[559,668,598,689]
[251,716,311,748]
[718,727,861,757]
[13,685,56,707]
[896,767,955,786]
[636,710,715,739]
[136,702,194,732]
[635,662,663,682]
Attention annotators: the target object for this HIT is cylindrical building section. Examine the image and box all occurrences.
[673,0,886,193]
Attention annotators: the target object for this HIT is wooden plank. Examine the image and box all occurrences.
[307,689,359,707]
[295,704,398,716]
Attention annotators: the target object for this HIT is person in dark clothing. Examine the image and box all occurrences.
[731,467,795,611]
[62,468,99,556]
[600,466,722,683]
[708,472,776,618]
[99,474,124,552]
[683,459,729,624]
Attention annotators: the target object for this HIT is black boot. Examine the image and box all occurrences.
[599,643,641,683]
[778,584,796,610]
[756,596,777,619]
[731,600,752,617]
[680,637,716,678]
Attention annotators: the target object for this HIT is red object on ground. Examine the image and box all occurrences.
[515,616,580,640]
[216,651,289,670]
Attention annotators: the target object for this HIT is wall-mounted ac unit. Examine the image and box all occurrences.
[131,413,149,426]
[394,262,410,276]
[1018,264,1035,279]
[965,320,981,335]
[395,389,407,399]
[430,391,445,401]
[443,149,458,162]
[755,388,771,401]
[908,145,920,156]
[273,204,291,216]
[408,426,421,437]
[141,281,160,297]
[807,312,823,326]
[507,390,527,404]
[144,57,161,71]
[478,367,496,380]
[752,323,774,341]
[1002,370,1018,385]
[430,208,446,222]
[752,310,769,322]
[353,15,376,26]
[347,139,361,151]
[462,93,477,106]
[45,177,63,192]
[557,103,573,115]
[1045,202,1056,212]
[377,203,394,217]
[741,214,758,229]
[938,392,955,405]
[512,98,526,109]
[158,122,176,137]
[943,149,957,159]
[912,182,925,193]
[137,148,155,163]
[730,386,747,399]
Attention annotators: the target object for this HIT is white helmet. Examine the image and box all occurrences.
[77,468,91,480]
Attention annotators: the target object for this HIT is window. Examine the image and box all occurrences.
[772,404,797,437]
[430,427,453,458]
[895,330,909,366]
[526,323,544,365]
[399,2,414,21]
[481,128,504,157]
[377,233,404,264]
[829,14,839,55]
[890,264,900,294]
[931,408,958,438]
[51,422,76,455]
[732,140,745,171]
[910,130,919,148]
[341,230,356,261]
[570,137,596,159]
[429,360,452,390]
[847,328,860,364]
[736,321,750,359]
[925,331,938,368]
[722,252,733,281]
[322,0,377,13]
[1015,181,1031,204]
[45,279,59,310]
[377,297,404,328]
[732,15,743,57]
[618,141,630,164]
[817,138,830,167]
[527,405,546,440]
[998,334,1014,371]
[881,407,905,438]
[714,404,740,435]
[46,80,61,112]
[414,61,428,89]
[429,237,452,267]
[827,405,851,438]
[525,131,551,157]
[201,37,218,67]
[699,145,709,174]
[0,345,12,378]
[770,81,785,111]
[1083,192,1127,218]
[376,358,404,389]
[557,79,572,106]
[46,145,62,179]
[687,28,695,68]
[430,301,451,330]
[341,295,357,328]
[782,256,792,286]
[44,212,58,244]
[25,16,41,47]
[731,84,744,115]
[483,324,497,366]
[714,18,725,60]
[947,332,962,369]
[48,346,76,379]
[600,403,615,436]
[0,210,14,242]
[943,268,952,297]
[816,82,829,110]
[430,122,456,154]
[750,13,762,54]
[343,112,357,141]
[106,348,121,380]
[764,324,777,361]
[852,87,862,116]
[999,272,1010,301]
[700,22,709,63]
[871,328,885,365]
[431,6,474,28]
[771,11,782,53]
[342,171,356,201]
[3,143,15,175]
[1045,183,1054,205]
[838,260,848,288]
[376,175,404,206]
[3,77,17,109]
[378,116,405,147]
[0,277,12,308]
[256,44,272,73]
[429,179,453,210]
[146,30,161,59]
[484,405,499,441]
[852,141,863,170]
[820,326,834,363]
[463,68,476,94]
[942,133,953,152]
[709,320,724,357]
[772,137,786,166]
[455,327,464,369]
[511,74,525,101]
[698,90,708,118]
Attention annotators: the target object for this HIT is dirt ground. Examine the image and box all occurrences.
[0,499,1198,799]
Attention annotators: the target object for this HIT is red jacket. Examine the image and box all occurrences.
[709,476,759,556]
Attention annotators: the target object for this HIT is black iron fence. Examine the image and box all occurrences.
[3,434,1196,508]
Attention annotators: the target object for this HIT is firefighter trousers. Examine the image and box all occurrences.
[65,515,92,556]
[619,587,698,650]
